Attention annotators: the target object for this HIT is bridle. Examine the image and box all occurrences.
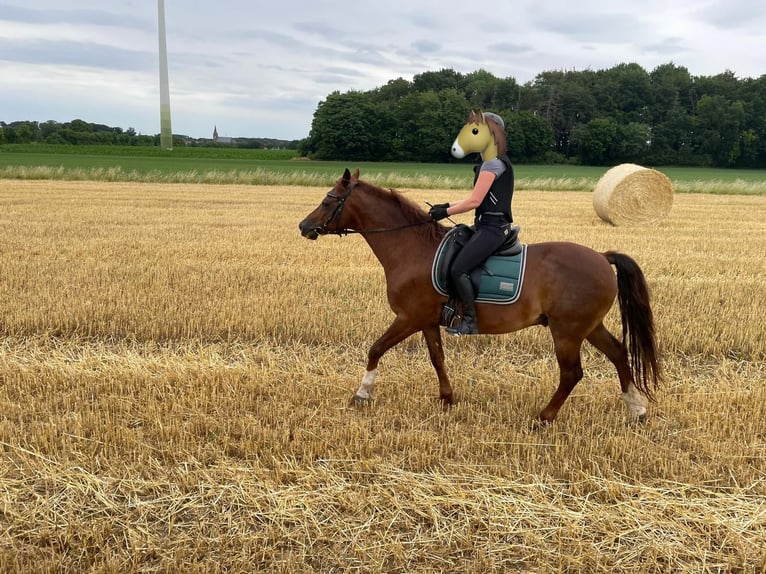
[319,180,433,236]
[320,181,357,233]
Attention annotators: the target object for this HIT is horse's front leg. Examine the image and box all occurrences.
[423,325,453,406]
[352,315,419,405]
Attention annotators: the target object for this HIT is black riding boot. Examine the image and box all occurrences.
[447,273,479,335]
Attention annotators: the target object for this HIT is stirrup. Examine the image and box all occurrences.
[446,318,478,336]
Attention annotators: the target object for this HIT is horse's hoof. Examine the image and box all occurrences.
[532,416,554,430]
[350,394,373,408]
[439,397,454,412]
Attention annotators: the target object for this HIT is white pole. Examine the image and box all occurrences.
[158,0,173,150]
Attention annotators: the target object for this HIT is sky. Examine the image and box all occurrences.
[1,1,764,141]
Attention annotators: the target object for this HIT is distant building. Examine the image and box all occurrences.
[213,125,235,145]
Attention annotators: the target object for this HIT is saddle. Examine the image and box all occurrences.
[431,224,527,312]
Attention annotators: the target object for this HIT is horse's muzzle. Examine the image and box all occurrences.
[298,220,322,240]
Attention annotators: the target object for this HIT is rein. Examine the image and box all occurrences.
[325,221,432,236]
[321,181,433,236]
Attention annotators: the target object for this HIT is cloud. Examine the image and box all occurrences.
[0,2,151,30]
[529,8,651,44]
[291,21,344,41]
[490,41,536,55]
[693,0,766,31]
[0,38,152,71]
[411,40,440,54]
[642,37,688,57]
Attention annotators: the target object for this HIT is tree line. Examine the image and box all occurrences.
[298,63,766,168]
[0,119,299,150]
[4,62,765,168]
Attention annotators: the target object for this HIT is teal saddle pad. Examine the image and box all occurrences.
[431,236,528,305]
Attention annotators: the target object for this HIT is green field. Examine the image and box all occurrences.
[1,144,765,194]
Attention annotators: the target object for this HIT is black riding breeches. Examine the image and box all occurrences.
[450,222,510,280]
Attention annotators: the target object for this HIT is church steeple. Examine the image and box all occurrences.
[213,125,219,141]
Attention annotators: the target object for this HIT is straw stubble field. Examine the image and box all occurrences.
[0,179,764,573]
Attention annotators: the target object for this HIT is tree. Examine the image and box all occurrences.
[696,94,745,166]
[393,89,469,162]
[519,111,555,161]
[503,111,526,160]
[40,120,61,140]
[506,111,554,161]
[463,70,518,111]
[738,129,760,167]
[13,122,38,144]
[594,63,653,123]
[371,77,411,104]
[571,118,619,165]
[304,91,393,161]
[616,122,651,164]
[411,69,465,93]
[650,63,694,123]
[68,119,93,133]
[693,70,740,102]
[738,75,766,167]
[44,132,69,145]
[532,70,597,157]
[648,109,698,165]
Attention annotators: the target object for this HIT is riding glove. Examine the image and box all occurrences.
[429,203,450,221]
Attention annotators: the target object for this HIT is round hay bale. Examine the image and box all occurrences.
[593,163,673,225]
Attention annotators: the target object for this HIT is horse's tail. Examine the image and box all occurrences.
[604,251,662,400]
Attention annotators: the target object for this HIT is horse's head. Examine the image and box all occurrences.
[299,168,360,239]
[451,110,507,160]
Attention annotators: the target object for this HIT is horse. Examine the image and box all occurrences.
[298,168,661,423]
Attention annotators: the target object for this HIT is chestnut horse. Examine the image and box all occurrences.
[298,169,661,422]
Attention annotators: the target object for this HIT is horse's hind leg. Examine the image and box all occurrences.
[423,325,453,405]
[352,315,418,404]
[586,322,647,420]
[538,334,584,423]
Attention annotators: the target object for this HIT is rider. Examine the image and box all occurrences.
[429,111,515,335]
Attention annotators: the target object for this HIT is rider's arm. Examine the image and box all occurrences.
[447,171,496,216]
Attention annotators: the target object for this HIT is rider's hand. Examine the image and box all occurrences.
[429,203,450,221]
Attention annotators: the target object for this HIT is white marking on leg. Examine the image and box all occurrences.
[355,369,377,400]
[622,382,648,418]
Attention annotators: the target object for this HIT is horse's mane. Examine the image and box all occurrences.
[357,180,447,243]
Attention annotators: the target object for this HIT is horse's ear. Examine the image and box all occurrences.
[341,168,351,187]
[351,168,360,182]
[476,109,485,123]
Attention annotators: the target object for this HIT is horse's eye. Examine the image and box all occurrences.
[472,128,479,135]
[321,199,332,207]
